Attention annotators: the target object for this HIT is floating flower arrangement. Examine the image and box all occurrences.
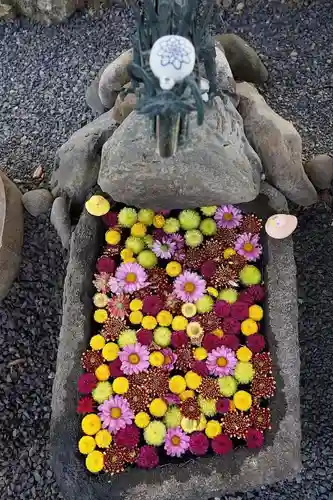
[77,197,276,475]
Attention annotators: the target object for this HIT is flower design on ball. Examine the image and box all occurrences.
[98,395,134,434]
[115,262,148,293]
[214,205,243,229]
[152,237,177,259]
[174,271,206,303]
[157,36,193,70]
[164,427,190,457]
[235,233,262,262]
[119,343,150,375]
[206,346,237,376]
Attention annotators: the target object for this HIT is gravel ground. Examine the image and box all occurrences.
[0,1,333,499]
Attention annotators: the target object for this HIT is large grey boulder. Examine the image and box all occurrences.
[11,0,87,23]
[50,110,117,211]
[50,183,301,500]
[0,172,24,301]
[237,82,317,206]
[98,96,262,209]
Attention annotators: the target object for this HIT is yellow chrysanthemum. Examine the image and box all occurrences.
[81,414,101,436]
[90,334,106,351]
[102,342,119,362]
[105,229,121,245]
[233,390,252,411]
[149,398,168,418]
[149,351,165,367]
[156,310,173,327]
[94,309,108,324]
[185,371,202,390]
[179,389,195,401]
[248,304,264,322]
[193,347,208,361]
[142,316,157,330]
[197,414,207,431]
[153,215,165,228]
[112,377,129,395]
[236,346,252,362]
[85,450,104,473]
[169,375,186,394]
[78,435,96,455]
[135,412,151,428]
[166,261,182,277]
[120,248,134,261]
[205,420,222,438]
[130,299,143,311]
[95,364,110,381]
[241,319,258,336]
[95,429,112,448]
[172,315,188,331]
[131,222,147,238]
[223,247,236,259]
[207,287,219,298]
[129,310,143,325]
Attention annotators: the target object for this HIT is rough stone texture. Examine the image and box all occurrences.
[50,196,72,250]
[50,183,300,499]
[237,82,318,206]
[112,90,136,124]
[0,171,23,301]
[9,0,88,23]
[304,154,333,190]
[98,96,262,209]
[215,44,239,106]
[50,110,117,211]
[85,64,109,115]
[98,49,132,110]
[0,2,14,19]
[22,188,53,217]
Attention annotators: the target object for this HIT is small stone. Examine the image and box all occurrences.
[32,166,43,179]
[304,154,333,190]
[236,2,244,10]
[50,197,71,250]
[22,189,53,217]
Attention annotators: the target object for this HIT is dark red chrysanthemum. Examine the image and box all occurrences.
[189,432,209,456]
[147,268,171,293]
[101,317,126,342]
[247,334,265,353]
[198,312,221,335]
[137,329,153,346]
[221,334,240,350]
[202,334,224,352]
[239,214,262,234]
[103,245,120,257]
[163,293,182,315]
[181,398,201,420]
[198,377,220,400]
[96,256,116,274]
[251,375,276,399]
[102,211,118,227]
[230,301,249,321]
[142,295,164,316]
[136,446,159,469]
[153,228,166,240]
[103,446,127,474]
[81,350,104,372]
[221,412,251,439]
[114,425,140,449]
[246,428,264,449]
[226,253,247,273]
[253,352,273,375]
[185,247,206,270]
[249,406,271,431]
[211,434,233,455]
[171,331,188,348]
[124,384,151,413]
[216,398,230,414]
[108,358,124,378]
[247,285,265,302]
[76,396,95,414]
[238,290,255,305]
[192,360,209,376]
[175,346,194,371]
[214,300,231,318]
[209,264,238,289]
[77,373,97,394]
[222,317,241,335]
[200,260,217,279]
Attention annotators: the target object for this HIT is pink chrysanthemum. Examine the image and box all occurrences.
[136,446,159,469]
[161,348,177,371]
[115,262,148,293]
[114,424,140,448]
[164,427,190,457]
[136,329,153,346]
[206,346,237,376]
[214,205,243,229]
[234,233,262,262]
[142,295,164,316]
[152,237,177,259]
[98,395,134,434]
[189,432,209,456]
[93,272,110,293]
[173,271,206,303]
[77,373,97,394]
[119,343,150,375]
[108,276,123,295]
[246,428,264,449]
[108,294,130,318]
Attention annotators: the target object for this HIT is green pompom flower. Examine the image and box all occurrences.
[164,406,182,428]
[138,208,155,226]
[234,362,255,384]
[163,217,180,234]
[144,421,166,446]
[200,206,217,216]
[218,376,238,397]
[185,229,203,248]
[179,210,201,230]
[125,236,145,254]
[137,250,158,269]
[239,265,262,286]
[195,295,214,313]
[198,395,217,417]
[199,218,217,236]
[92,381,113,403]
[118,207,137,228]
[218,288,238,304]
[153,327,172,347]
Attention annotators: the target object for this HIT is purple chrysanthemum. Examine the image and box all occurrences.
[161,348,177,371]
[152,237,177,259]
[115,262,148,293]
[98,395,134,434]
[108,276,123,295]
[214,205,243,229]
[234,233,262,261]
[119,343,150,375]
[206,346,237,376]
[173,271,206,303]
[168,233,185,249]
[164,427,190,457]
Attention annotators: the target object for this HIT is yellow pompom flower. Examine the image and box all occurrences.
[95,429,112,448]
[212,328,224,338]
[234,362,254,384]
[85,450,104,473]
[172,315,188,331]
[92,381,113,403]
[129,310,143,325]
[135,412,151,428]
[205,420,222,438]
[223,247,236,259]
[105,229,121,245]
[120,248,134,261]
[81,414,101,436]
[181,417,198,434]
[144,421,166,446]
[102,342,119,362]
[248,304,264,321]
[218,376,238,397]
[185,371,202,390]
[164,406,182,428]
[112,377,129,394]
[118,329,137,348]
[166,261,182,277]
[85,195,110,217]
[193,347,208,361]
[198,396,216,417]
[149,351,165,367]
[130,299,143,311]
[95,364,110,381]
[181,303,197,318]
[94,309,108,324]
[149,398,168,417]
[179,389,195,401]
[153,214,165,228]
[169,375,186,394]
[131,222,147,238]
[78,435,96,455]
[236,346,252,362]
[153,327,171,347]
[93,293,109,308]
[142,316,157,330]
[233,390,252,411]
[197,414,207,431]
[156,310,173,327]
[90,334,106,351]
[207,287,219,298]
[241,319,258,336]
